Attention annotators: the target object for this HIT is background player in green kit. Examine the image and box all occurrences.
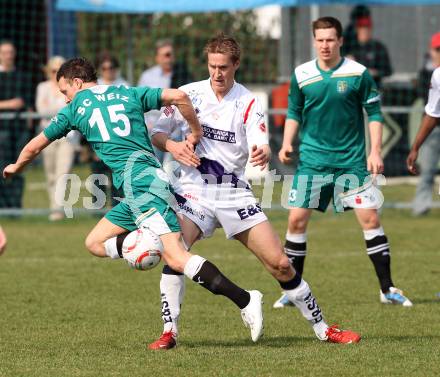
[2,57,265,344]
[274,17,413,308]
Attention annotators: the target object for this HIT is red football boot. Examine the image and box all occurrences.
[148,331,177,350]
[326,325,361,344]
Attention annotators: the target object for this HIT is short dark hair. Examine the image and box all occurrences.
[96,52,120,70]
[204,33,241,64]
[0,39,15,49]
[56,57,97,83]
[312,17,343,39]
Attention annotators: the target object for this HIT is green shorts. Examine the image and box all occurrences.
[105,167,181,234]
[288,163,372,213]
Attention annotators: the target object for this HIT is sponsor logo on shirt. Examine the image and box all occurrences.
[163,106,174,117]
[337,80,348,93]
[51,116,58,123]
[202,124,236,143]
[259,123,267,133]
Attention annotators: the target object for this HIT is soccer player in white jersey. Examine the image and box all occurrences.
[407,53,440,192]
[274,17,412,309]
[148,34,361,350]
[407,44,440,297]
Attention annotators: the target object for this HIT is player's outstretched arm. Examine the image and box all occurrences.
[407,114,439,174]
[161,89,202,146]
[367,121,384,177]
[3,132,51,179]
[279,119,300,164]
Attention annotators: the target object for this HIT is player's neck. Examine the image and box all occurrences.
[0,63,15,72]
[317,56,342,71]
[81,82,98,90]
[211,83,234,102]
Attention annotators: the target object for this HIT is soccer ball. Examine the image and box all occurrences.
[122,228,163,271]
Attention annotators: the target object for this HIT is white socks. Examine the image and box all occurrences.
[160,272,186,335]
[363,226,385,240]
[160,255,206,335]
[104,237,120,259]
[283,279,329,341]
[183,255,206,280]
[285,232,307,243]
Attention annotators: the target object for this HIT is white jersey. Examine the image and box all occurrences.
[152,79,268,189]
[425,67,440,118]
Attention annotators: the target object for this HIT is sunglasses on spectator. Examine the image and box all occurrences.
[162,52,173,58]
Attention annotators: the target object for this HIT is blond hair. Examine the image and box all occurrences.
[44,56,66,79]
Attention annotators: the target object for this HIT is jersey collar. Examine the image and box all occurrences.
[206,78,237,103]
[315,57,345,75]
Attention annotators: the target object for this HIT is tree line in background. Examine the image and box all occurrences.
[77,11,278,84]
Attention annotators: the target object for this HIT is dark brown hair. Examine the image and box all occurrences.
[312,17,343,39]
[56,57,97,83]
[204,33,241,64]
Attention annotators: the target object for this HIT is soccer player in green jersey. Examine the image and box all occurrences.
[274,17,412,308]
[2,57,265,343]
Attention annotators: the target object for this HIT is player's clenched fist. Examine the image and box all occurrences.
[278,145,293,164]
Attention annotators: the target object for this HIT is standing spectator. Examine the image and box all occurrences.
[0,226,6,255]
[138,39,192,165]
[96,53,129,87]
[411,32,440,216]
[138,39,175,89]
[341,5,371,56]
[347,16,392,88]
[36,56,78,221]
[0,40,29,210]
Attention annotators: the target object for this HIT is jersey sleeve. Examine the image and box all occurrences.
[425,69,440,118]
[359,70,384,123]
[43,107,73,141]
[133,87,163,112]
[286,72,304,123]
[151,105,184,137]
[244,97,269,147]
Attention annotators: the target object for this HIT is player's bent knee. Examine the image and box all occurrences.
[84,236,104,257]
[278,255,291,272]
[361,213,381,230]
[288,217,308,233]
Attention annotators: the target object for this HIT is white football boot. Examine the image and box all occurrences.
[380,287,413,307]
[241,290,264,342]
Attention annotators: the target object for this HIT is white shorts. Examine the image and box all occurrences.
[338,180,384,210]
[173,184,268,239]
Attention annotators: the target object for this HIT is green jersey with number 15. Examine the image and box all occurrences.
[44,85,162,189]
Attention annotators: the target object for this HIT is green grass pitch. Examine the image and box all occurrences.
[0,166,439,376]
